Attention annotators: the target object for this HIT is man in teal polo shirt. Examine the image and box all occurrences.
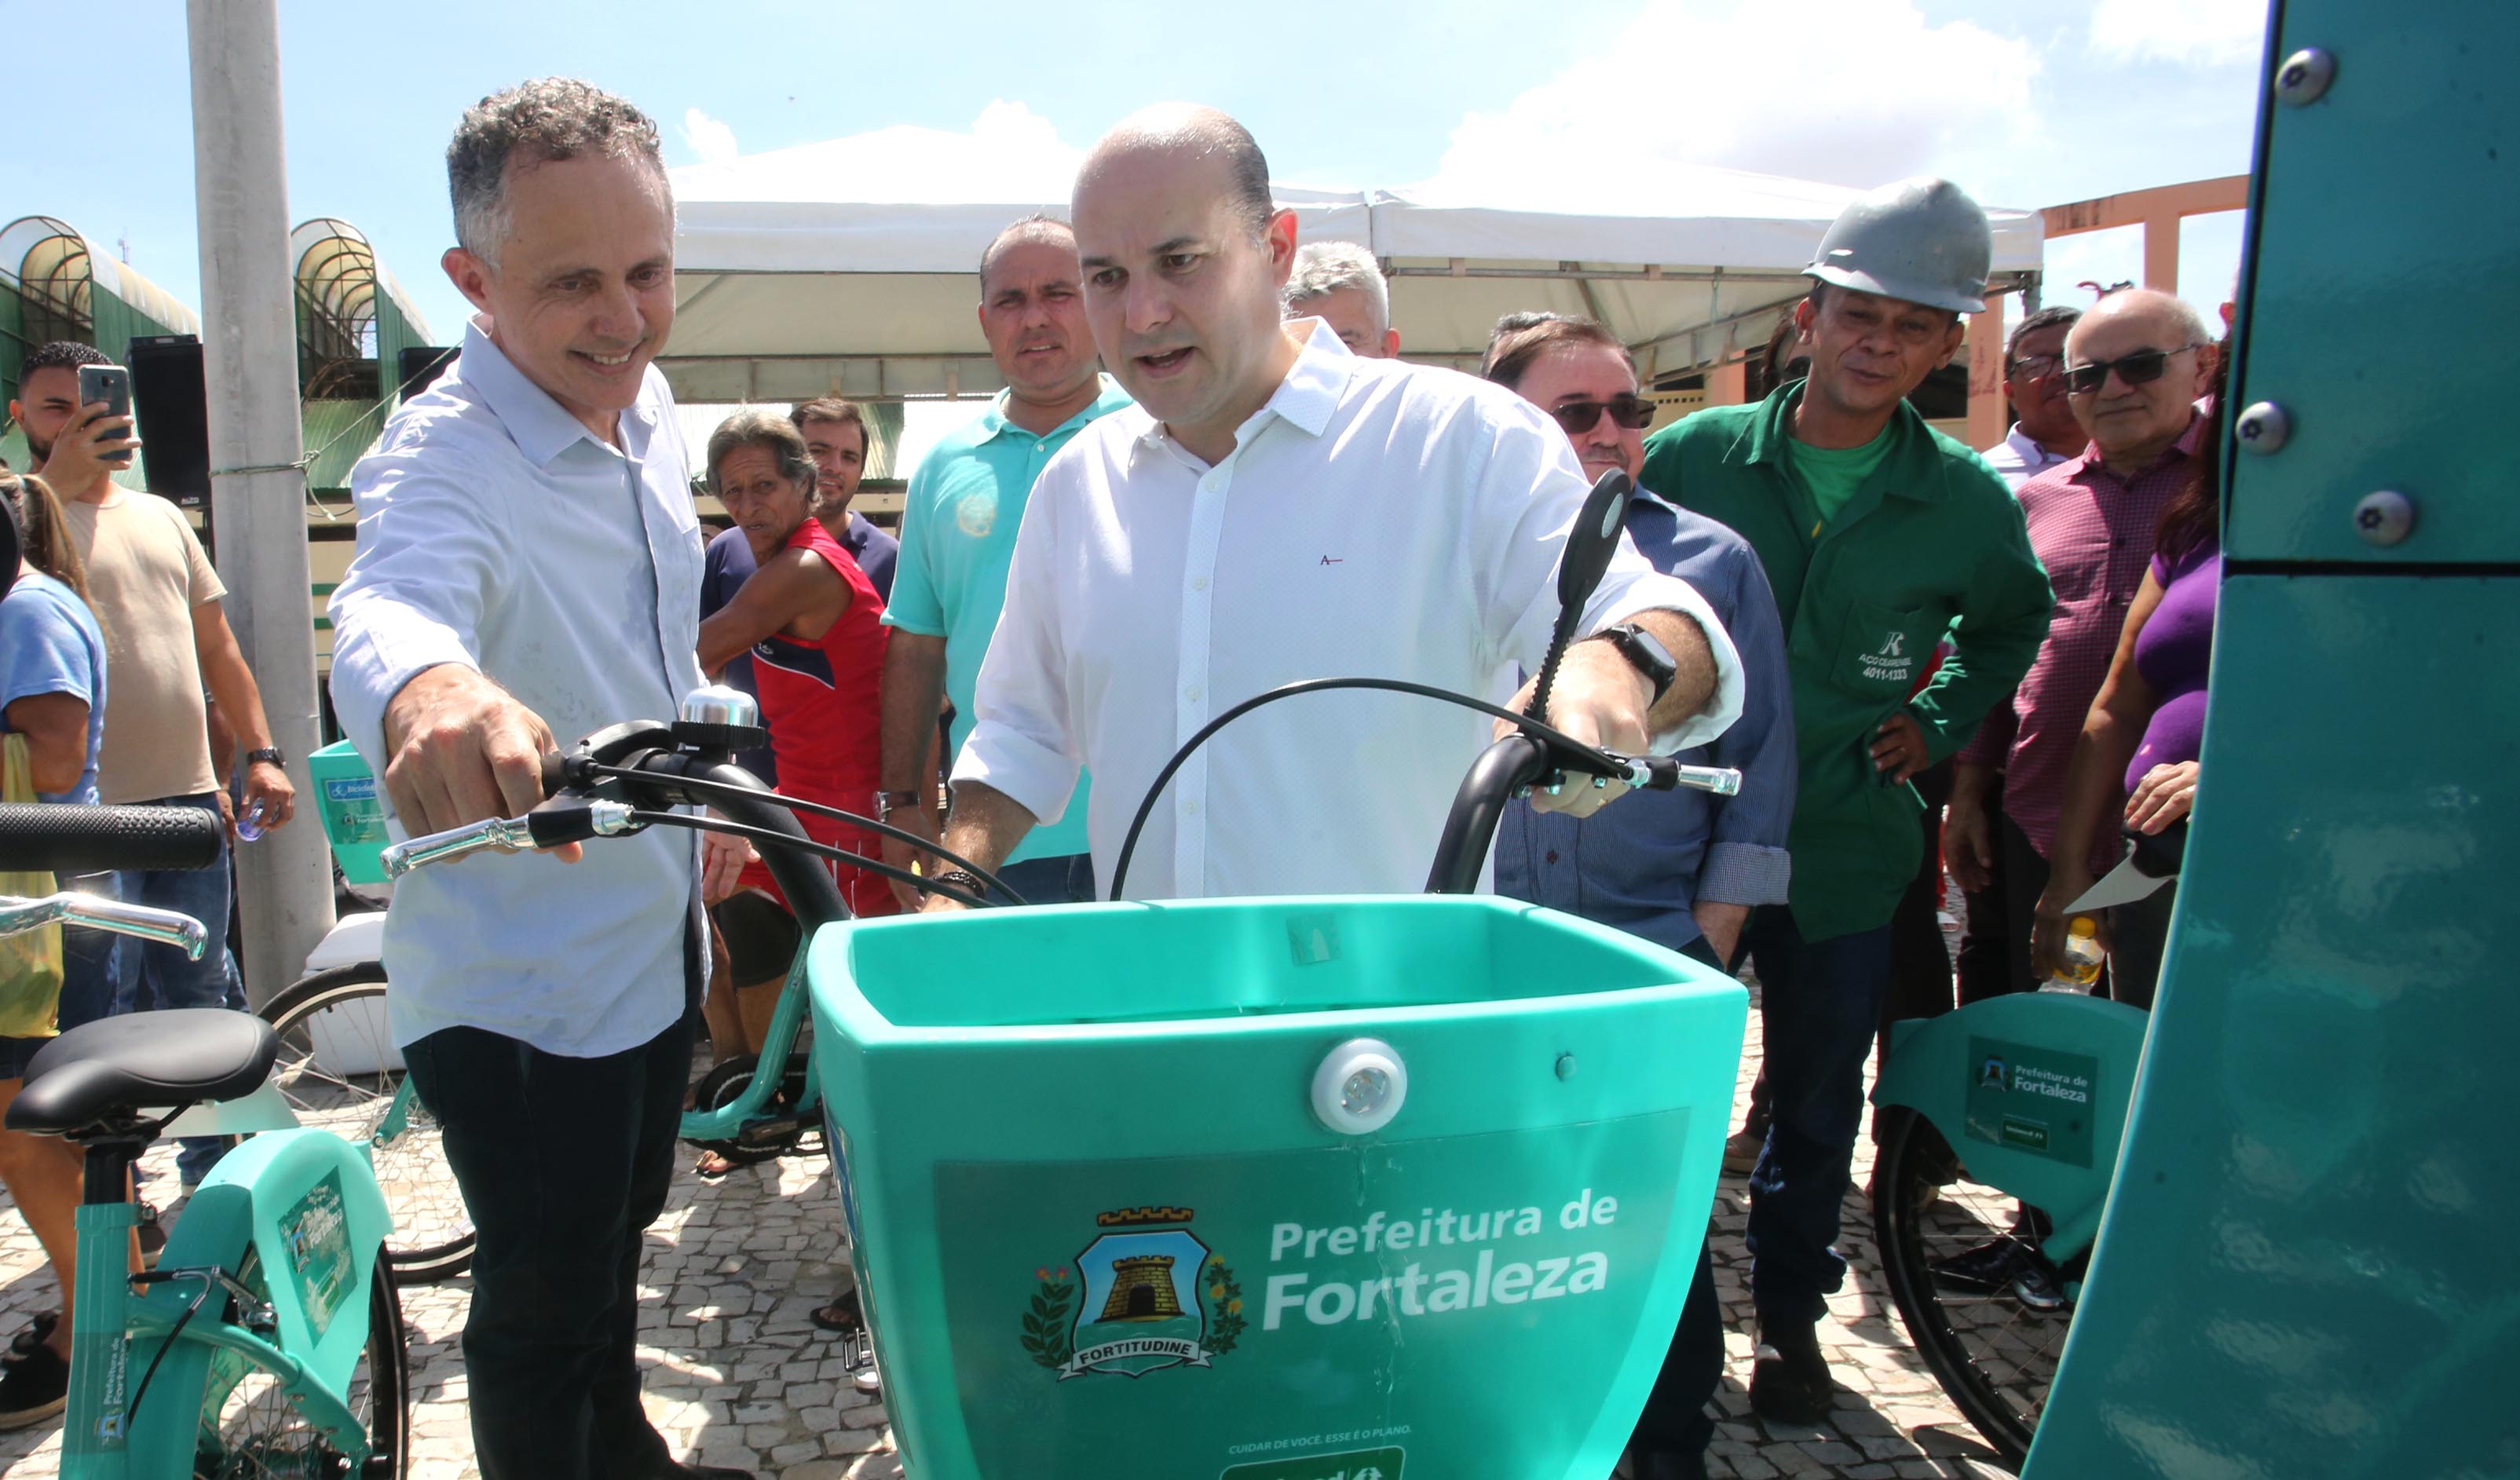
[1639,177,2051,1433]
[876,215,1132,905]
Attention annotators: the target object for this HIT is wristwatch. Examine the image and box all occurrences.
[244,746,287,769]
[872,789,924,824]
[1589,623,1679,707]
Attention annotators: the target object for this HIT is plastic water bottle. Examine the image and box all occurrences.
[230,765,268,843]
[2045,916,2105,989]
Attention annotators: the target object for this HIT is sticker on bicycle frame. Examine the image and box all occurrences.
[280,1170,356,1339]
[1963,1037,2098,1169]
[1223,1445,1406,1479]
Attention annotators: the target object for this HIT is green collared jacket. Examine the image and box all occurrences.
[1641,384,2053,941]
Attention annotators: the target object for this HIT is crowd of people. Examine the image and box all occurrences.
[0,338,305,1430]
[0,71,2233,1480]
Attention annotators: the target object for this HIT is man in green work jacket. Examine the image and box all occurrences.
[1639,176,2053,1430]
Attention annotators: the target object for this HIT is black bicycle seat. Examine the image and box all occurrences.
[5,1010,277,1135]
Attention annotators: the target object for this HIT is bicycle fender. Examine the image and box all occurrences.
[1873,994,2152,1221]
[190,1126,393,1398]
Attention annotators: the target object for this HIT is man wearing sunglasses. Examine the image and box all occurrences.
[1949,287,2214,997]
[1637,176,2054,1428]
[1482,312,1795,1480]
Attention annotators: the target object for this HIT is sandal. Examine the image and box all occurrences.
[693,1149,741,1179]
[811,1290,864,1334]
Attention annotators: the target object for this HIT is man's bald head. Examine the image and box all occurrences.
[1077,103,1275,242]
[2067,287,2209,356]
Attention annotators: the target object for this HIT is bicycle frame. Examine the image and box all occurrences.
[680,941,822,1145]
[58,1110,393,1477]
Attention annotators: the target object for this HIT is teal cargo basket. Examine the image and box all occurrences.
[808,893,1748,1480]
[308,740,388,884]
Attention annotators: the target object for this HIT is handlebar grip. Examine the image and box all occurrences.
[0,803,225,874]
[541,751,569,798]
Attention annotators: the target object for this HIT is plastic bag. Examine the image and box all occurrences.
[0,733,67,1038]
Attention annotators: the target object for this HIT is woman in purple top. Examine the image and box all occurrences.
[2032,400,2225,1008]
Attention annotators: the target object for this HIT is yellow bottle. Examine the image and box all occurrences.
[2050,915,2105,988]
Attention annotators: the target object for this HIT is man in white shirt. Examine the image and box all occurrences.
[930,105,1745,904]
[327,79,746,1480]
[1980,305,2084,491]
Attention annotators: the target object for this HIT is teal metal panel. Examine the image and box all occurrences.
[2028,576,2518,1476]
[2225,1,2520,566]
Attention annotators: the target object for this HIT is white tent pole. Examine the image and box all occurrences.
[188,0,334,1005]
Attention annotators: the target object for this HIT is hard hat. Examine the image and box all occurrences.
[1806,177,1994,316]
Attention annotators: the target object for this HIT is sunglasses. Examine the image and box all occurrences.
[2062,344,2203,396]
[1549,393,1656,436]
[2007,353,2065,381]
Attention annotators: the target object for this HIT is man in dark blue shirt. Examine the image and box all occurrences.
[1484,312,1796,1480]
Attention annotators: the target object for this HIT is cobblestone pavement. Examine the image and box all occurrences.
[1,976,2016,1479]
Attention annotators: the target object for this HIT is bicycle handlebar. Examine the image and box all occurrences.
[0,802,225,874]
[0,893,208,959]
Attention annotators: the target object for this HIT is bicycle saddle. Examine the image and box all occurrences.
[5,1010,277,1135]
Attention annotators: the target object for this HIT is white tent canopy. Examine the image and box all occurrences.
[664,129,2043,404]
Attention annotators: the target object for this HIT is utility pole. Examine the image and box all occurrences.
[187,0,332,1005]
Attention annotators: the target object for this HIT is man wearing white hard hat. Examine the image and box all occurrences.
[1632,177,2054,1442]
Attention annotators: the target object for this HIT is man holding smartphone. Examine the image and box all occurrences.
[9,340,296,1187]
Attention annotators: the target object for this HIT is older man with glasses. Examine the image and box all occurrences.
[1479,312,1795,1480]
[1945,287,2214,1000]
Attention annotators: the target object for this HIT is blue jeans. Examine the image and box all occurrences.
[991,852,1095,906]
[112,794,244,1185]
[1744,905,1893,1326]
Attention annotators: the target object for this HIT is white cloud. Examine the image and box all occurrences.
[682,108,740,166]
[1421,0,2049,208]
[2090,0,2271,68]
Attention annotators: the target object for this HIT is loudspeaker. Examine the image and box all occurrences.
[127,334,212,512]
[397,345,458,400]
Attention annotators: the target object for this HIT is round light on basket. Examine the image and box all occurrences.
[1311,1037,1408,1135]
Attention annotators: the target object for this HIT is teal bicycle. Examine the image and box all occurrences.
[0,802,408,1479]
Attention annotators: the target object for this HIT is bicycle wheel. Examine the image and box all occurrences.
[192,1245,408,1478]
[260,966,475,1282]
[1871,1107,2068,1467]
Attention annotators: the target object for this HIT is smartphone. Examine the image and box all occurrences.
[76,364,135,468]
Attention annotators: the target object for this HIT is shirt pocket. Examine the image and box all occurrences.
[1829,598,1937,700]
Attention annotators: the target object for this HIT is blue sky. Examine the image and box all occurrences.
[2,0,2268,347]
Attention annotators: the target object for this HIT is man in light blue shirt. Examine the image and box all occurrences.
[875,215,1131,905]
[326,80,744,1480]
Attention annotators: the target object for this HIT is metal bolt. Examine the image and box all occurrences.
[2234,401,2291,454]
[2275,48,2335,106]
[2353,490,2416,547]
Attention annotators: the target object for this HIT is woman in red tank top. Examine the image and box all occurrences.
[696,411,898,922]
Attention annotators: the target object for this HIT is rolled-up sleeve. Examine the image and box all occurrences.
[1695,543,1795,908]
[326,443,509,777]
[1473,400,1743,754]
[951,459,1081,826]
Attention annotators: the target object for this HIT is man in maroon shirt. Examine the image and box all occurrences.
[1944,288,2213,994]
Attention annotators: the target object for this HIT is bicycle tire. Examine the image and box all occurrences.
[192,1243,409,1478]
[259,966,477,1283]
[1871,1107,2063,1467]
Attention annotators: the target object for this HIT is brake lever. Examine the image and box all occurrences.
[1516,750,1743,798]
[380,799,642,878]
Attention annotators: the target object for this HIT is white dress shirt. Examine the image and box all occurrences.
[329,318,704,1056]
[956,320,1745,901]
[1981,422,2079,492]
